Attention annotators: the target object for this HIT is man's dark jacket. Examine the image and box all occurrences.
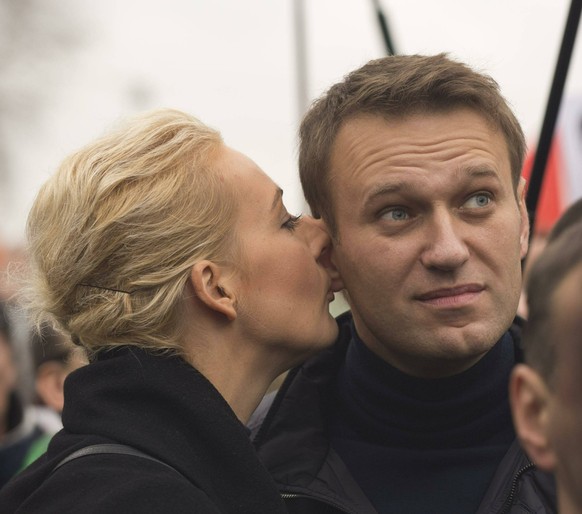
[251,312,556,514]
[0,347,287,514]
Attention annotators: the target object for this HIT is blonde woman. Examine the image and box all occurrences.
[0,110,341,513]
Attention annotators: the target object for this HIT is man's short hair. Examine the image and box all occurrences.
[299,53,526,234]
[523,220,582,383]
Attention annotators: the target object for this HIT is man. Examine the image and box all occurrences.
[18,325,85,470]
[252,54,556,513]
[519,197,582,317]
[0,302,51,488]
[510,220,582,514]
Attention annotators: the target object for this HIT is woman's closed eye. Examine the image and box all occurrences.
[282,214,303,231]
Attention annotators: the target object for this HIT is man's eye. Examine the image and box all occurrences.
[382,208,409,221]
[464,193,491,208]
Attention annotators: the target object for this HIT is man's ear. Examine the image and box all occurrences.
[509,364,556,471]
[517,177,530,259]
[319,245,344,293]
[189,261,237,321]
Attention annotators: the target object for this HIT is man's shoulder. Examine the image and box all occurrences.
[478,440,556,513]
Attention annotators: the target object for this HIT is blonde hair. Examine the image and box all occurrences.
[25,109,235,358]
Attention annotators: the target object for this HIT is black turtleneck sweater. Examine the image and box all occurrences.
[329,326,516,514]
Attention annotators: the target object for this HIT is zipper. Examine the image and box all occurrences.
[497,462,536,514]
[280,491,362,514]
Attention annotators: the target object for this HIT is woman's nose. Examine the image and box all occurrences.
[300,216,344,291]
[299,215,332,258]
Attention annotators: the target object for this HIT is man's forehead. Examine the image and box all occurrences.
[326,111,519,221]
[332,135,508,194]
[332,110,508,165]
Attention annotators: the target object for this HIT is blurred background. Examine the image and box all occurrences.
[1,0,581,247]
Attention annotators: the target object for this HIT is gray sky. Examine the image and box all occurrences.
[1,0,581,245]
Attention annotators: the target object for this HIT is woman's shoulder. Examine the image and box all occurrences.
[3,451,221,514]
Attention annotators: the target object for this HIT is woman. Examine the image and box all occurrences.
[0,109,340,513]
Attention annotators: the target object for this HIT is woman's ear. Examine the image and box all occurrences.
[509,364,557,471]
[189,261,237,321]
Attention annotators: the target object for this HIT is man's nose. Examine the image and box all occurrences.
[420,211,470,271]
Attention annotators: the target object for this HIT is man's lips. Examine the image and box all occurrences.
[416,284,485,303]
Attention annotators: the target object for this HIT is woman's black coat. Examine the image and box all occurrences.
[0,347,287,514]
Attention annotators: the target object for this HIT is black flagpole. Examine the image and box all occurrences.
[371,0,397,55]
[525,0,582,242]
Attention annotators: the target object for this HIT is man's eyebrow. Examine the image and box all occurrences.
[462,165,501,181]
[272,187,283,211]
[366,183,407,203]
[366,166,501,201]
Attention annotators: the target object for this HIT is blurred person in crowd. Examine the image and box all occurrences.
[0,244,8,300]
[545,196,582,244]
[18,325,86,470]
[0,302,53,488]
[517,231,549,318]
[510,220,582,514]
[0,109,340,513]
[518,196,582,318]
[0,245,28,302]
[252,54,556,513]
[31,325,84,417]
